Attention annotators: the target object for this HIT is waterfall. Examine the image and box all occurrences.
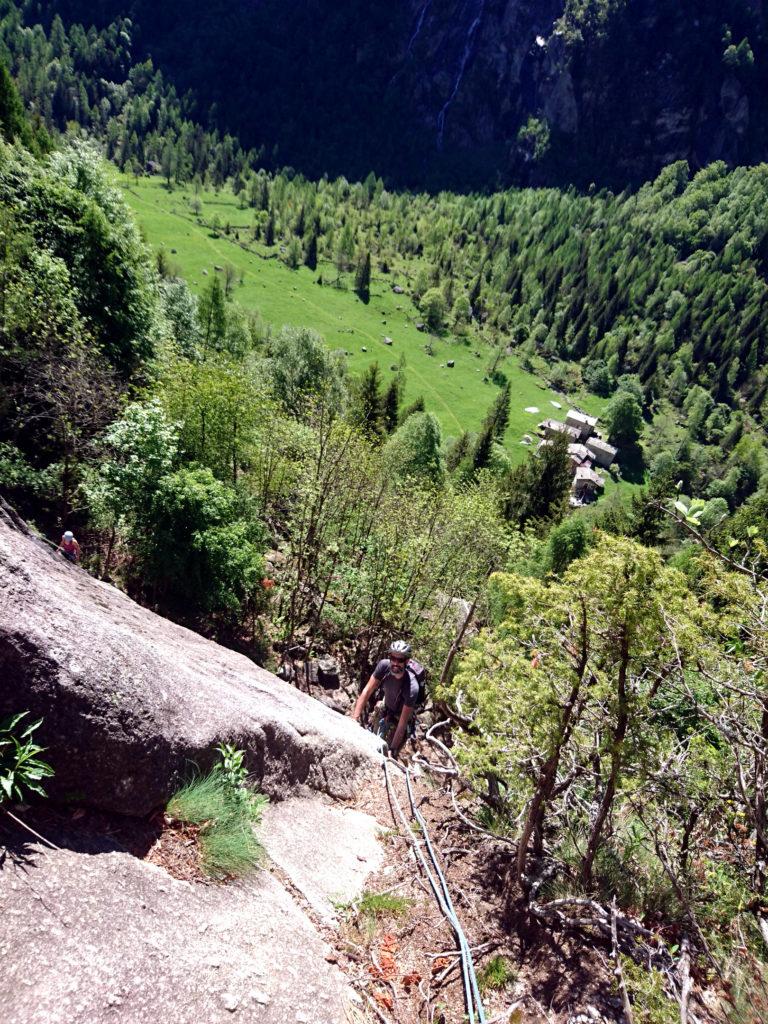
[436,0,486,149]
[407,0,432,55]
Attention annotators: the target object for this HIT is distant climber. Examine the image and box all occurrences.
[57,530,81,563]
[351,640,425,754]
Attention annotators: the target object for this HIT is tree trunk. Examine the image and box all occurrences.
[581,628,630,888]
[515,596,591,884]
[755,701,768,894]
[515,679,583,883]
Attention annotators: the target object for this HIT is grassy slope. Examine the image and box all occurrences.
[118,174,619,461]
[120,175,643,497]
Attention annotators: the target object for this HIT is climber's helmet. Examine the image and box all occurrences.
[388,639,411,671]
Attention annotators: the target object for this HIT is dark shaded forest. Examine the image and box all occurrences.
[19,0,768,191]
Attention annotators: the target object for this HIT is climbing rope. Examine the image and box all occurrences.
[382,756,487,1024]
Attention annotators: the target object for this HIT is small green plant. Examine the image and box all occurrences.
[357,890,411,921]
[620,956,678,1024]
[342,889,412,941]
[215,742,249,790]
[478,955,515,993]
[167,745,267,878]
[0,713,54,803]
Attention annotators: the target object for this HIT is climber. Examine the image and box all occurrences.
[351,640,424,755]
[57,530,81,563]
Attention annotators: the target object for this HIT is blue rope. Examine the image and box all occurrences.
[383,757,487,1023]
[404,767,487,1023]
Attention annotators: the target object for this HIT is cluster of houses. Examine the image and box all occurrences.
[537,409,619,505]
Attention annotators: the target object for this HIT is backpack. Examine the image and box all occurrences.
[407,658,428,707]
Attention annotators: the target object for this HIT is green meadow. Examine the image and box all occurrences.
[117,173,614,465]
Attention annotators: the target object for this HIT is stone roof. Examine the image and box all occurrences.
[539,418,581,440]
[567,443,592,462]
[574,465,605,487]
[586,437,618,457]
[566,409,599,428]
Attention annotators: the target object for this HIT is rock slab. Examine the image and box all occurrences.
[0,842,352,1024]
[0,501,381,815]
[262,796,385,923]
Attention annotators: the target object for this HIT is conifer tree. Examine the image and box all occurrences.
[446,431,470,472]
[503,432,571,528]
[471,421,494,472]
[0,63,34,150]
[264,209,275,246]
[304,228,318,271]
[354,250,371,303]
[382,377,401,433]
[199,275,227,353]
[399,395,425,423]
[350,362,384,439]
[484,380,511,440]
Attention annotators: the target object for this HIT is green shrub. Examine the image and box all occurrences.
[0,713,54,803]
[620,957,678,1024]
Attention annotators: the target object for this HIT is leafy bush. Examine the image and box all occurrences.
[0,713,54,803]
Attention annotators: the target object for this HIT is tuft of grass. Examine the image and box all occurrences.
[357,890,411,921]
[167,768,267,878]
[478,955,515,993]
[167,769,229,823]
[341,889,412,942]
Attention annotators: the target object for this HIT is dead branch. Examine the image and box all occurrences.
[679,936,692,1024]
[611,897,635,1024]
[449,789,517,848]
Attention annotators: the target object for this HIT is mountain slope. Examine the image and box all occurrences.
[44,0,768,189]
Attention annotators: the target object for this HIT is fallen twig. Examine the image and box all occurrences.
[450,789,517,847]
[364,992,392,1024]
[428,940,496,959]
[411,754,458,777]
[2,808,61,851]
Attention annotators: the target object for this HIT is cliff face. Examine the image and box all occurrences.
[393,0,764,188]
[50,0,768,189]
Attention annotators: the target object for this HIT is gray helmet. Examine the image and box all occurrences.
[388,639,411,659]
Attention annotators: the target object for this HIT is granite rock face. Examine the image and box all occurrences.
[0,500,381,815]
[0,793,389,1024]
[0,844,351,1024]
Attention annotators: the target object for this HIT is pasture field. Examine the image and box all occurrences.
[117,174,626,475]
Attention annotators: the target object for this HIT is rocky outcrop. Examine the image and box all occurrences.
[0,501,381,816]
[0,791,389,1024]
[394,0,765,187]
[1,844,351,1024]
